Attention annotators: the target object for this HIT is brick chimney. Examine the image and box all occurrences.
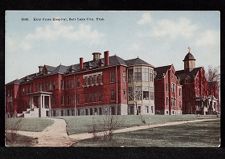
[80,57,84,70]
[104,51,109,66]
[38,66,44,73]
[92,52,101,61]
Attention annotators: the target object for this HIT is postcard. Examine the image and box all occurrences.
[5,11,220,147]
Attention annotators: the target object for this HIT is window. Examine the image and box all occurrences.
[110,71,115,83]
[166,83,168,91]
[179,88,181,96]
[84,77,88,86]
[111,90,115,100]
[85,109,88,115]
[143,68,149,81]
[88,77,91,85]
[67,96,69,105]
[149,69,154,82]
[97,74,102,84]
[99,107,102,115]
[61,96,64,105]
[135,86,142,100]
[143,91,149,100]
[128,87,133,101]
[91,76,94,85]
[146,106,149,113]
[93,75,97,85]
[166,97,169,105]
[122,71,126,82]
[134,68,142,81]
[53,110,56,116]
[67,110,70,116]
[61,110,64,116]
[90,108,93,115]
[151,106,154,113]
[128,69,133,82]
[99,93,103,101]
[76,94,79,104]
[171,83,176,93]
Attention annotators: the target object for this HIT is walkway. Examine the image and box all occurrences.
[8,118,75,147]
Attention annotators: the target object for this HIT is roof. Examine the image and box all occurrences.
[51,64,68,74]
[110,55,127,66]
[154,65,172,79]
[175,67,202,82]
[6,53,156,85]
[125,58,154,67]
[45,65,56,72]
[183,52,196,61]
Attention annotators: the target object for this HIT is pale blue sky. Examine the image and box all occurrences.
[5,11,220,83]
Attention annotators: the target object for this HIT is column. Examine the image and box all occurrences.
[39,95,42,108]
[49,95,51,117]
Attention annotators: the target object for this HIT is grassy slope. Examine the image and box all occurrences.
[5,118,54,132]
[62,114,218,135]
[73,120,220,147]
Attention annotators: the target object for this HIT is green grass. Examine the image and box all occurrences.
[5,118,54,132]
[61,114,218,135]
[73,120,220,147]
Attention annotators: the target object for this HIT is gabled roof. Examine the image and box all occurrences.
[125,57,154,67]
[175,67,202,82]
[51,64,69,74]
[154,65,172,79]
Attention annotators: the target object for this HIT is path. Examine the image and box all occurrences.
[8,118,75,147]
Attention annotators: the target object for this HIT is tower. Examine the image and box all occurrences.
[183,47,196,72]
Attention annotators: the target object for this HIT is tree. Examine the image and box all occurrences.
[128,87,146,124]
[206,65,220,114]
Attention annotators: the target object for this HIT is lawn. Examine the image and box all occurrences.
[72,120,220,147]
[5,118,54,132]
[61,114,218,135]
[5,133,38,147]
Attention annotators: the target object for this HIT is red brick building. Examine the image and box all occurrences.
[154,65,182,115]
[175,50,219,114]
[6,51,156,117]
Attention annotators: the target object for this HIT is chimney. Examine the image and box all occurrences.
[92,52,101,61]
[38,66,43,73]
[80,57,84,70]
[104,51,109,66]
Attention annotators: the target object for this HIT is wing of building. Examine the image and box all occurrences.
[5,51,155,117]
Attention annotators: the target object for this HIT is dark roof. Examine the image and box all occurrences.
[6,54,155,84]
[45,65,56,72]
[154,65,172,79]
[125,58,154,67]
[183,52,196,61]
[51,65,69,74]
[109,55,127,66]
[176,67,202,82]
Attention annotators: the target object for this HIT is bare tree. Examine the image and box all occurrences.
[128,87,146,124]
[206,65,220,114]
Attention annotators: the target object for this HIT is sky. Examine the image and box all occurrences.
[5,11,220,83]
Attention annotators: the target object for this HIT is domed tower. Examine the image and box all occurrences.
[183,47,196,72]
